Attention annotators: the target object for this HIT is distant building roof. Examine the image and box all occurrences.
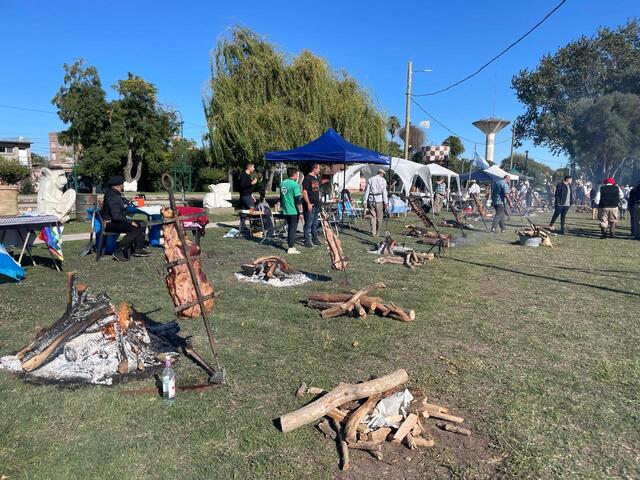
[0,137,33,145]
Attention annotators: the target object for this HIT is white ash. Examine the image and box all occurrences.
[234,271,312,287]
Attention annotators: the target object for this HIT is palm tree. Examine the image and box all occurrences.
[387,116,401,141]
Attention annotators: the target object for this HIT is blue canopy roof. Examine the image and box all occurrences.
[265,128,390,165]
[459,170,502,183]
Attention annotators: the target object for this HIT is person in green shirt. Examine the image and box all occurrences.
[279,167,303,254]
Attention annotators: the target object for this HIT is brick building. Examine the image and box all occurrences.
[48,132,74,171]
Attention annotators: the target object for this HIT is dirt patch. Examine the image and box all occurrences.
[332,423,500,480]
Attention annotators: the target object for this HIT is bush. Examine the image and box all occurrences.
[20,177,34,194]
[197,167,227,189]
[0,157,31,185]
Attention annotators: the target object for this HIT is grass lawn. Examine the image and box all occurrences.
[0,210,638,479]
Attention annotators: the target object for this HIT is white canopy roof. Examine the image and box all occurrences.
[486,164,519,181]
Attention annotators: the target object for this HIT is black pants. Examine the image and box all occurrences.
[550,206,570,231]
[492,205,506,231]
[284,214,298,248]
[105,220,145,254]
[239,195,254,232]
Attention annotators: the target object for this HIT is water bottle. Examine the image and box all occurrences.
[162,358,176,405]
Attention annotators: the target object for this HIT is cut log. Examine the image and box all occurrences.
[296,382,308,399]
[348,441,382,452]
[308,293,382,312]
[410,399,449,415]
[345,394,381,444]
[316,419,337,440]
[320,282,386,319]
[368,427,392,444]
[380,302,415,322]
[406,434,435,449]
[437,422,471,436]
[421,410,463,424]
[307,300,342,311]
[320,210,347,271]
[329,417,350,471]
[392,413,418,443]
[279,369,408,433]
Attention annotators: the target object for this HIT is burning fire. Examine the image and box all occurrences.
[102,303,132,339]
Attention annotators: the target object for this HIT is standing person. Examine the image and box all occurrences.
[363,168,388,237]
[629,181,640,239]
[433,178,446,215]
[548,176,573,235]
[302,163,321,248]
[238,163,258,235]
[279,167,303,254]
[594,178,624,238]
[545,181,554,208]
[589,183,598,220]
[491,175,510,233]
[101,175,150,262]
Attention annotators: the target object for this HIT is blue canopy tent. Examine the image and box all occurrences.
[264,128,391,166]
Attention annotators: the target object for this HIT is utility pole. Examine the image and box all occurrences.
[403,60,412,161]
[509,123,516,172]
[524,150,529,176]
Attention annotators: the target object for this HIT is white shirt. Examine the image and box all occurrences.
[594,185,624,205]
[364,175,388,205]
[469,183,481,195]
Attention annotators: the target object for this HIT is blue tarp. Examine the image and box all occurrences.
[265,128,390,165]
[459,170,502,183]
[0,244,25,282]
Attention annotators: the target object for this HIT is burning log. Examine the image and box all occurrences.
[240,256,298,280]
[18,273,116,372]
[161,207,215,318]
[320,210,347,271]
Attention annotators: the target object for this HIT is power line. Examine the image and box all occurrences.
[0,104,57,115]
[411,98,485,144]
[412,0,568,97]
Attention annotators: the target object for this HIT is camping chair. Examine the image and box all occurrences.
[94,210,122,261]
[336,200,359,228]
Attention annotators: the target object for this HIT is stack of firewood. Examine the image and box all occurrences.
[240,256,298,280]
[279,370,471,471]
[307,282,415,322]
[320,210,347,271]
[371,234,436,268]
[404,224,453,247]
[515,222,553,247]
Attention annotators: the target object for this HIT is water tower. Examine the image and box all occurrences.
[472,118,510,164]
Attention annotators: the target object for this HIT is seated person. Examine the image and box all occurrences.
[101,175,150,262]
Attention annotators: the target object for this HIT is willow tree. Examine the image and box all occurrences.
[203,27,387,191]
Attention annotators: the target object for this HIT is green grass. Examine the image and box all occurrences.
[1,211,639,479]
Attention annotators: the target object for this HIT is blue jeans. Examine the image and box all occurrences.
[239,195,254,232]
[550,205,570,231]
[303,205,319,244]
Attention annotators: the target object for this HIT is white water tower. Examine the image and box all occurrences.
[472,118,510,164]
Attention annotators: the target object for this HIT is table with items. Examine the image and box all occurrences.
[0,212,63,271]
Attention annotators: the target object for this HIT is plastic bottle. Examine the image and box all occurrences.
[162,358,176,405]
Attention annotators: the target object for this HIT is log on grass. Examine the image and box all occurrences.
[421,410,463,423]
[345,394,381,444]
[368,427,392,444]
[279,369,409,433]
[329,417,350,471]
[320,282,386,319]
[308,293,382,312]
[437,422,471,436]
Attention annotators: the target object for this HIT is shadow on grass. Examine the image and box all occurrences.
[448,257,640,298]
[548,265,640,280]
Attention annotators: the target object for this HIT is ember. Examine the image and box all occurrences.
[0,273,176,385]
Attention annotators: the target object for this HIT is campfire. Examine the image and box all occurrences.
[0,273,175,385]
[236,256,313,287]
[404,224,455,248]
[279,369,471,471]
[516,221,554,247]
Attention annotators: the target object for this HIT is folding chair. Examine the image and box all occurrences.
[94,211,122,261]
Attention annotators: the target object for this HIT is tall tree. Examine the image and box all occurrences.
[387,116,401,141]
[442,135,465,158]
[512,20,640,177]
[500,153,554,185]
[397,124,425,154]
[112,73,178,183]
[204,27,387,192]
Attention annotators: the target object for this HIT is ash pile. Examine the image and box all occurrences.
[0,273,176,386]
[235,256,312,287]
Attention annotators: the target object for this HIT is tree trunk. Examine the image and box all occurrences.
[133,159,143,182]
[125,147,134,182]
[264,165,276,194]
[227,167,234,192]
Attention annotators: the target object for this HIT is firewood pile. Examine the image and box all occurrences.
[0,273,175,385]
[279,369,471,471]
[236,255,312,287]
[515,222,553,247]
[404,224,454,247]
[306,282,415,322]
[370,234,436,268]
[320,210,347,271]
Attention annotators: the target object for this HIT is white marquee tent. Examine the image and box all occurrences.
[485,164,519,181]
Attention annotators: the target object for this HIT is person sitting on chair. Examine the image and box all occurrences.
[101,175,150,262]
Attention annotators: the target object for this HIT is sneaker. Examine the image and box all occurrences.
[491,229,497,233]
[287,247,301,255]
[304,242,313,248]
[312,239,322,246]
[133,249,152,257]
[500,229,507,233]
[112,250,128,262]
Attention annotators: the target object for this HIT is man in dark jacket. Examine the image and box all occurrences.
[491,175,510,233]
[629,181,640,239]
[594,177,624,238]
[101,175,149,262]
[548,176,573,234]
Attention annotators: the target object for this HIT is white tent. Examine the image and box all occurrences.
[485,164,519,181]
[425,163,462,201]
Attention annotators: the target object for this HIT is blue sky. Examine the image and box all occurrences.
[1,0,637,169]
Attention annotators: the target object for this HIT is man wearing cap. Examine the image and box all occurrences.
[594,178,624,238]
[364,168,388,237]
[101,175,150,262]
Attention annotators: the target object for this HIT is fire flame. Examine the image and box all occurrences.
[102,303,132,339]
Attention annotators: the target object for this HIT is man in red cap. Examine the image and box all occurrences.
[594,178,624,238]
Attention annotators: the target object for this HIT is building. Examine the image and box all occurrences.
[0,137,33,167]
[48,132,74,171]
